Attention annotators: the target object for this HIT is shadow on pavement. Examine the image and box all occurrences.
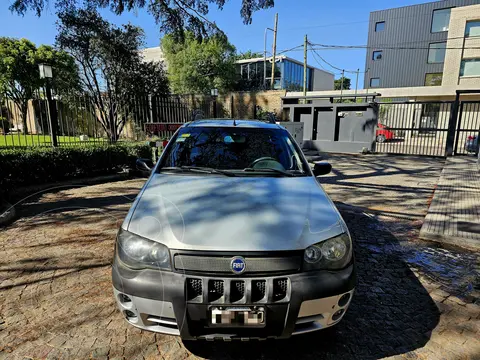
[184,208,440,360]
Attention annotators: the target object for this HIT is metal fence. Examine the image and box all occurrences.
[0,92,215,148]
[375,101,453,157]
[455,101,480,155]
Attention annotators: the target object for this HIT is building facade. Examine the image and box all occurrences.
[235,56,334,91]
[364,0,480,89]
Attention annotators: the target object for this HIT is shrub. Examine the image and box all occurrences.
[0,142,152,196]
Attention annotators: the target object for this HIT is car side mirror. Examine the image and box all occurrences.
[313,161,332,176]
[136,158,153,173]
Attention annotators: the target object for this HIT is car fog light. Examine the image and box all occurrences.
[332,309,344,321]
[304,245,322,263]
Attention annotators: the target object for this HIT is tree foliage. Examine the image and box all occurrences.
[0,37,79,134]
[9,0,274,38]
[56,8,169,141]
[235,50,263,60]
[162,32,236,94]
[334,76,351,90]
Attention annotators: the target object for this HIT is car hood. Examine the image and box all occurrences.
[124,174,346,251]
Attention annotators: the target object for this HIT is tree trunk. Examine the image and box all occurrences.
[21,103,28,135]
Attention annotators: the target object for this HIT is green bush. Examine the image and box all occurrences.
[0,142,152,195]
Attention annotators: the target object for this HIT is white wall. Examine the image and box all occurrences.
[312,69,334,91]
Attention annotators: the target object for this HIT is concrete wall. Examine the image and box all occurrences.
[365,0,480,89]
[216,90,286,119]
[443,4,480,87]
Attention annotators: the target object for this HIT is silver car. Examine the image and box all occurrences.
[112,120,355,340]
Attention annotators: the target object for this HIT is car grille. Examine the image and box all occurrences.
[186,277,290,304]
[174,254,302,275]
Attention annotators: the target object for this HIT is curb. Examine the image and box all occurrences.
[7,170,137,207]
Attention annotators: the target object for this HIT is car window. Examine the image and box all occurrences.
[160,126,307,173]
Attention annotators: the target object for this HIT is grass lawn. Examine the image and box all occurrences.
[0,134,107,147]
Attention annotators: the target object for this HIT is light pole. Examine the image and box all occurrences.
[264,27,274,89]
[211,88,218,118]
[39,63,58,147]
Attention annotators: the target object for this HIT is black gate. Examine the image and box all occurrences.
[454,101,480,155]
[375,101,452,157]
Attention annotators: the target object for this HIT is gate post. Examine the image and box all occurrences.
[445,91,460,157]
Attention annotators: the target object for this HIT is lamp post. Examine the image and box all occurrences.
[211,88,218,118]
[39,63,58,147]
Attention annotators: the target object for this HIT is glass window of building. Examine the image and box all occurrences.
[375,21,385,32]
[460,59,480,77]
[370,78,380,87]
[424,73,443,86]
[431,8,451,33]
[372,51,383,61]
[465,21,480,37]
[428,42,446,63]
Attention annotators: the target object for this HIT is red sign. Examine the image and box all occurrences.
[145,123,183,134]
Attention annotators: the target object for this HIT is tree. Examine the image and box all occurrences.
[0,37,79,134]
[9,0,274,38]
[334,76,351,90]
[56,8,169,142]
[235,50,263,60]
[161,32,236,94]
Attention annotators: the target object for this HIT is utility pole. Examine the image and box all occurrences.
[303,34,308,97]
[354,68,359,101]
[340,69,345,102]
[264,27,274,89]
[270,13,278,89]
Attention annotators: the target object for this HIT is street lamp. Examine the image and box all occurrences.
[210,88,218,118]
[38,63,53,79]
[38,63,58,146]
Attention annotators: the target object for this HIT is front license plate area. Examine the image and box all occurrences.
[210,307,265,327]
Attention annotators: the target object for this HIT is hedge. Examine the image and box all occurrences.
[0,143,151,195]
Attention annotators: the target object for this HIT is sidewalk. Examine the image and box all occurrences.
[420,156,480,250]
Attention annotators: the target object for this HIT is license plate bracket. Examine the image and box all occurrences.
[210,307,265,327]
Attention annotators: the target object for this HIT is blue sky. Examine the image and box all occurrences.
[0,0,429,88]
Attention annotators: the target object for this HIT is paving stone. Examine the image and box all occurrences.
[1,158,479,360]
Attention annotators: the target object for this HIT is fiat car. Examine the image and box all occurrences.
[112,120,355,340]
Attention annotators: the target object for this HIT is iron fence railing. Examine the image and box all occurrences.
[0,92,215,148]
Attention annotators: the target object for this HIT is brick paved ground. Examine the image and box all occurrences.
[0,155,479,359]
[420,157,480,250]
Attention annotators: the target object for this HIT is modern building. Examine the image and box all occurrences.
[140,46,165,64]
[364,0,480,89]
[235,56,334,91]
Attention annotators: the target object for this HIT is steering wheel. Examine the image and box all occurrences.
[249,157,285,171]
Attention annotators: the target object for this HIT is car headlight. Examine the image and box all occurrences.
[303,232,352,270]
[116,228,171,270]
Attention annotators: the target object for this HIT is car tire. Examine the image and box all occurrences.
[376,134,386,143]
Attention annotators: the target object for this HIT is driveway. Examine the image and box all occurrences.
[0,155,479,359]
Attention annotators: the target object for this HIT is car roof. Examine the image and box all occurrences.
[183,119,283,129]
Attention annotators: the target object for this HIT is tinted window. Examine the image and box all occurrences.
[372,51,383,60]
[370,78,380,87]
[428,42,446,63]
[160,126,307,172]
[460,59,480,76]
[431,8,451,33]
[375,22,385,32]
[466,21,480,37]
[425,73,443,86]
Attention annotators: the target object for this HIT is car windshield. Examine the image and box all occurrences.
[158,126,308,174]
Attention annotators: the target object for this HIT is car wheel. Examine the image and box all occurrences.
[376,134,386,143]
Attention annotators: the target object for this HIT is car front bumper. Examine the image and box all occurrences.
[112,257,356,340]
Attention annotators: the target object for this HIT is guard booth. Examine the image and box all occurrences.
[281,94,380,153]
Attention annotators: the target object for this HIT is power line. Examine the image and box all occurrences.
[308,43,366,74]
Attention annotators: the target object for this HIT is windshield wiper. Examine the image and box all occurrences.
[242,167,296,177]
[160,166,237,177]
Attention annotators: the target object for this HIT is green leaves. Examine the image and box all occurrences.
[161,32,236,94]
[0,143,152,196]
